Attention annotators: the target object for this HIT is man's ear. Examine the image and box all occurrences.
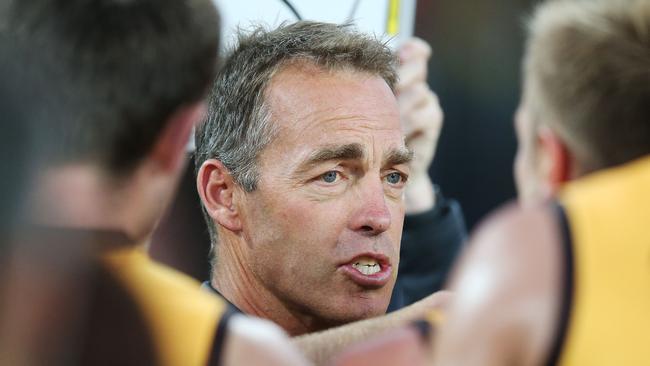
[536,125,571,198]
[196,159,243,232]
[150,102,206,173]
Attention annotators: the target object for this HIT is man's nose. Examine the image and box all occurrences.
[348,179,391,235]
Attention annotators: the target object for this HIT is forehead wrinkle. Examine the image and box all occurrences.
[296,143,365,174]
[290,109,398,133]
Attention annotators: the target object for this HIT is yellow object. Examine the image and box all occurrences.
[558,155,650,365]
[386,0,400,36]
[425,308,446,327]
[104,247,228,366]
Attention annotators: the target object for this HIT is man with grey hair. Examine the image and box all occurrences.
[196,21,451,363]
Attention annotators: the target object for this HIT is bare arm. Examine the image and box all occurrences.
[293,291,450,366]
[431,204,564,365]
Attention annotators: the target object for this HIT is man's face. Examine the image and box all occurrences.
[238,64,409,328]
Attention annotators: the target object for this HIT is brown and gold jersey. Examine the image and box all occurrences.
[555,155,650,365]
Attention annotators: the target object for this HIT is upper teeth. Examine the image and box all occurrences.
[352,259,380,275]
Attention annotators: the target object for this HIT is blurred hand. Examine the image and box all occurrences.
[397,38,443,214]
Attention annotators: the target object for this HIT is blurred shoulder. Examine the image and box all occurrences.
[222,315,309,366]
[433,202,564,365]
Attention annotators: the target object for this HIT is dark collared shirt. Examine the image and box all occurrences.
[201,281,243,315]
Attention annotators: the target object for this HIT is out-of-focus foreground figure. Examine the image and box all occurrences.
[0,37,105,366]
[435,0,650,364]
[0,1,307,365]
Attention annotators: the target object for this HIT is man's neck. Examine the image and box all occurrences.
[212,236,332,336]
[31,164,149,243]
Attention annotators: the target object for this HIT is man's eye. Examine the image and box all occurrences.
[386,172,404,185]
[321,171,340,183]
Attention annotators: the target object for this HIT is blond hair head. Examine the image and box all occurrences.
[524,0,650,173]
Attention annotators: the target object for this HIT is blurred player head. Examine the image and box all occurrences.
[514,0,650,205]
[5,0,220,239]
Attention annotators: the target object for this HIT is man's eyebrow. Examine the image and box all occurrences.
[301,143,365,168]
[383,147,413,167]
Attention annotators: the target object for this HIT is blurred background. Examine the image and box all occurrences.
[150,0,541,281]
[419,0,537,228]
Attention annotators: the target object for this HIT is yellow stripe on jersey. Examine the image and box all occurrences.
[104,247,227,366]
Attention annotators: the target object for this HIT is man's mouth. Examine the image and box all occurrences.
[351,257,381,275]
[339,254,392,288]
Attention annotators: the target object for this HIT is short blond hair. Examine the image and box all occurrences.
[525,0,650,173]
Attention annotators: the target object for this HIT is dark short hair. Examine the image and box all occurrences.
[4,0,220,175]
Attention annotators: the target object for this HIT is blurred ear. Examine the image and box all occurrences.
[150,102,206,173]
[536,126,571,198]
[196,159,242,232]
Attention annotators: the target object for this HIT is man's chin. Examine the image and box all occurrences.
[295,286,394,328]
[326,297,391,323]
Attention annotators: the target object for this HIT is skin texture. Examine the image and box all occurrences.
[202,63,411,336]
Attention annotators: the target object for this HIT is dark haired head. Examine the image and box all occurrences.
[5,0,221,175]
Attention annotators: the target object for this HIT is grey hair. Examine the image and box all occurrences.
[194,21,399,245]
